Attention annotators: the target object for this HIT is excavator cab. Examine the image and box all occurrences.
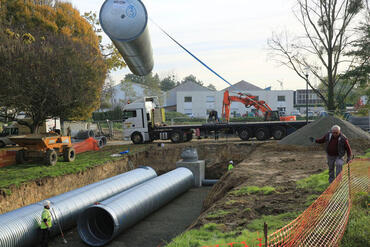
[264,111,280,121]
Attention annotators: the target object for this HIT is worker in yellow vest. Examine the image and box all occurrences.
[228,160,234,171]
[40,200,52,247]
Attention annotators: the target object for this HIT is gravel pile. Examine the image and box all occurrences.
[279,116,370,146]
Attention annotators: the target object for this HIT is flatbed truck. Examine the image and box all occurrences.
[122,97,311,144]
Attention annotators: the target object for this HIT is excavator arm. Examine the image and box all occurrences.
[222,90,277,122]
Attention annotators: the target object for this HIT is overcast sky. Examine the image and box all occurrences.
[69,0,314,90]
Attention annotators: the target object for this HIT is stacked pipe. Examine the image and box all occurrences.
[0,167,157,247]
[78,167,194,246]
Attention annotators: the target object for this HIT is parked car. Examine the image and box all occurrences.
[307,111,314,117]
[290,111,302,117]
[319,111,329,117]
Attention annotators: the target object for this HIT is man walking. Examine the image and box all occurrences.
[310,125,352,183]
[40,200,52,247]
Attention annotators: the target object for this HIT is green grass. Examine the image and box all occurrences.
[305,194,320,207]
[167,211,299,247]
[206,210,233,219]
[166,223,265,247]
[230,186,276,196]
[358,148,370,158]
[296,170,329,192]
[246,212,300,232]
[0,145,145,190]
[340,192,370,247]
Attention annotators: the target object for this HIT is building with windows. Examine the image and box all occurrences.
[164,80,296,118]
[294,89,325,114]
[163,81,216,116]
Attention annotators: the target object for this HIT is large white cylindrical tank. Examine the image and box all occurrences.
[100,0,154,76]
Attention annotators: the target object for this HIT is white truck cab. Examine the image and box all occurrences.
[122,97,163,144]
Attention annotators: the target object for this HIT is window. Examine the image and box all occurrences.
[206,96,215,102]
[278,96,285,102]
[184,97,192,102]
[123,110,137,119]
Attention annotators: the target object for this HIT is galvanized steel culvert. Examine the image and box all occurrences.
[78,167,194,246]
[0,167,157,247]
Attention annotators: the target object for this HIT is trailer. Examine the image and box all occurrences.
[122,97,311,144]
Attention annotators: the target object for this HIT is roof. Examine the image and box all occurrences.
[168,81,212,93]
[223,80,263,91]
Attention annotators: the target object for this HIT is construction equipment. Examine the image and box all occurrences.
[0,119,60,148]
[9,134,75,166]
[222,90,296,122]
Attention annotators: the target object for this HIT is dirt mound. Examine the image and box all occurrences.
[279,116,370,146]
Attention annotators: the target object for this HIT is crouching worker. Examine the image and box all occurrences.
[40,200,52,247]
[309,125,352,184]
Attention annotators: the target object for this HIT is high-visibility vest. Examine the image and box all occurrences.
[228,164,234,171]
[40,208,52,229]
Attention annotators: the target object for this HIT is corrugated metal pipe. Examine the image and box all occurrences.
[100,0,154,76]
[77,167,194,246]
[202,179,219,186]
[0,167,157,247]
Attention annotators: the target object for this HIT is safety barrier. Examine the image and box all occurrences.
[202,158,369,247]
[267,158,369,247]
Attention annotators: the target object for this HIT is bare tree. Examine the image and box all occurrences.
[268,0,366,111]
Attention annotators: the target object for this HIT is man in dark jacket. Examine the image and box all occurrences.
[310,125,352,183]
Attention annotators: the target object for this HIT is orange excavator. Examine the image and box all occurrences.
[222,90,296,122]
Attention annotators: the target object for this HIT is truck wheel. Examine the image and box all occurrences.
[185,132,193,142]
[255,128,270,141]
[63,147,76,162]
[45,149,58,166]
[16,150,26,164]
[170,131,183,143]
[272,127,286,140]
[131,132,143,144]
[0,141,5,148]
[238,128,251,141]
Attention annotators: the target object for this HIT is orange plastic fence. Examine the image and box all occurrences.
[72,137,100,154]
[267,158,369,247]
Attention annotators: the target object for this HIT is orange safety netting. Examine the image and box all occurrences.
[72,137,100,154]
[267,158,369,247]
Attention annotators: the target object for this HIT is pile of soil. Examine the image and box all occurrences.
[279,116,370,147]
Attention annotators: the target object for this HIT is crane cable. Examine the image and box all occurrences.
[149,18,233,87]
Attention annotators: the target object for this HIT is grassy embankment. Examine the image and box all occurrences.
[167,151,369,247]
[0,145,146,194]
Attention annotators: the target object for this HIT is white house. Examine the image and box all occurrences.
[163,81,216,116]
[111,82,153,107]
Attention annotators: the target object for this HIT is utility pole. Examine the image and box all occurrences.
[305,70,309,124]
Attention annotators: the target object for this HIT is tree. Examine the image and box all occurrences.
[0,1,107,133]
[82,11,126,71]
[99,76,115,111]
[207,84,217,91]
[181,74,204,86]
[160,75,177,91]
[268,0,366,112]
[123,72,162,98]
[120,80,137,105]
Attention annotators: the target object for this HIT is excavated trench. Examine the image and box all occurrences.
[4,140,347,247]
[0,141,258,247]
